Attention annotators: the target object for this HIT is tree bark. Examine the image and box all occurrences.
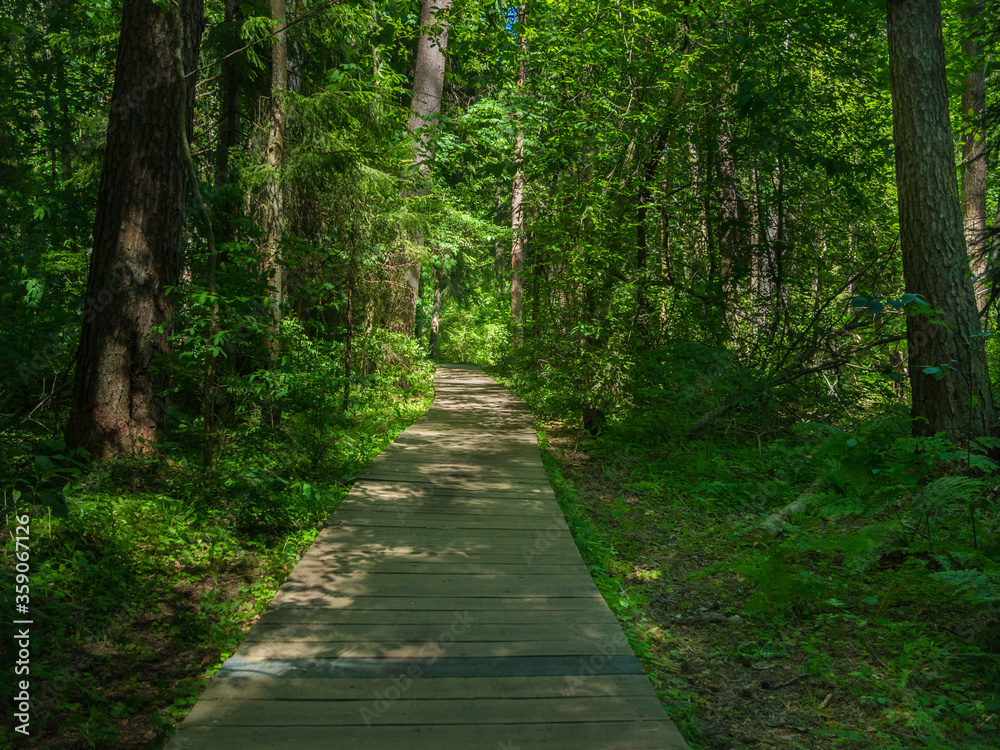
[344,274,353,413]
[636,129,668,342]
[65,0,204,460]
[408,0,451,173]
[394,0,452,337]
[887,0,995,438]
[202,0,241,469]
[261,0,287,426]
[214,0,241,193]
[510,2,528,338]
[960,0,987,312]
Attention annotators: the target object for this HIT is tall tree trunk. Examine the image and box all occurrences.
[510,2,528,338]
[65,0,204,460]
[408,0,450,172]
[214,0,241,193]
[636,130,668,343]
[202,0,241,470]
[887,0,995,438]
[344,271,353,413]
[960,0,987,312]
[395,0,452,337]
[55,54,72,182]
[261,0,286,426]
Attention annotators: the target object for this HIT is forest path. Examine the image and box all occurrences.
[167,365,688,749]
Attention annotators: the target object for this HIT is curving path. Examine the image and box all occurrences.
[168,365,688,749]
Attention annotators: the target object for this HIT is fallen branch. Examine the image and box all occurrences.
[750,477,823,544]
[764,672,808,690]
[683,333,906,439]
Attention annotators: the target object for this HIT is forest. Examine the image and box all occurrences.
[2,0,1000,746]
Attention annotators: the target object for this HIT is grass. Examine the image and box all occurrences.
[0,365,434,749]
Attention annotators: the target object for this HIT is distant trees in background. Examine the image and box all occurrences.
[3,0,1000,463]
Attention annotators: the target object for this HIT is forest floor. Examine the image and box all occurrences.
[4,365,998,749]
[536,420,1000,750]
[0,371,435,749]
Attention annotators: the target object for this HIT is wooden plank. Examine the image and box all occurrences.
[269,575,600,598]
[265,595,607,611]
[294,549,586,565]
[255,607,621,626]
[169,721,687,750]
[360,462,550,477]
[300,543,583,560]
[329,512,569,530]
[242,622,626,643]
[400,433,539,441]
[343,486,558,501]
[314,526,575,542]
[275,571,594,586]
[198,674,658,702]
[334,501,560,517]
[215,655,646,679]
[232,640,633,659]
[289,561,587,575]
[357,476,553,490]
[366,453,543,466]
[182,695,667,727]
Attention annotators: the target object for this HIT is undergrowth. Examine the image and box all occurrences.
[0,343,434,749]
[501,365,1000,750]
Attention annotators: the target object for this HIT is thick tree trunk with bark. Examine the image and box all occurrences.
[407,0,450,170]
[65,0,204,460]
[887,0,995,438]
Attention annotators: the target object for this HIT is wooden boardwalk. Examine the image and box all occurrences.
[168,366,688,749]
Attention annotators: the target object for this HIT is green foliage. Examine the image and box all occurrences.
[436,290,508,364]
[0,348,432,744]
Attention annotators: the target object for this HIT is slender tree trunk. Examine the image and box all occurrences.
[214,0,241,193]
[261,0,286,426]
[636,130,668,343]
[887,0,995,438]
[960,0,987,312]
[54,55,72,182]
[531,241,542,338]
[201,0,241,469]
[510,2,528,338]
[344,273,353,413]
[65,0,204,460]
[428,270,443,359]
